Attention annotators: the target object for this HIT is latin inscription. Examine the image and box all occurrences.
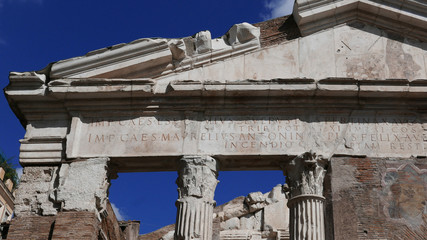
[86,117,305,150]
[66,114,424,156]
[68,113,425,157]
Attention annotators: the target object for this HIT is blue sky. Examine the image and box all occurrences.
[0,0,293,234]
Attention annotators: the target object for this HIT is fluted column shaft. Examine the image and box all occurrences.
[175,199,215,240]
[283,152,328,240]
[175,156,219,240]
[288,195,325,240]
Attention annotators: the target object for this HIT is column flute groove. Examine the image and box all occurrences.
[175,156,219,240]
[283,152,328,240]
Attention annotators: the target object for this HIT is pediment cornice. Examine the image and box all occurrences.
[48,23,261,80]
[5,0,427,128]
[293,0,427,41]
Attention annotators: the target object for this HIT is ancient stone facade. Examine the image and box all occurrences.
[175,156,219,240]
[141,184,290,240]
[284,152,328,240]
[3,0,427,239]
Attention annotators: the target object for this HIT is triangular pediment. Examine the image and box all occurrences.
[35,0,426,82]
[4,0,427,128]
[48,22,262,80]
[293,0,427,40]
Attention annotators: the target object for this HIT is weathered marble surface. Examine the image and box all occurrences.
[284,152,328,240]
[49,23,260,79]
[154,23,426,88]
[4,2,427,240]
[14,158,111,219]
[293,0,427,41]
[152,184,290,240]
[284,152,328,198]
[6,21,427,169]
[175,156,219,240]
[67,111,425,159]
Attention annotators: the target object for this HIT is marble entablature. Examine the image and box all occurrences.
[4,1,427,239]
[67,112,425,160]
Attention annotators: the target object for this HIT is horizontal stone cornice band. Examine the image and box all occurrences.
[7,76,427,100]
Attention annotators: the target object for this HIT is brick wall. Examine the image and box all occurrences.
[253,15,301,48]
[330,157,427,240]
[7,216,56,240]
[6,201,124,240]
[101,202,126,240]
[51,211,99,239]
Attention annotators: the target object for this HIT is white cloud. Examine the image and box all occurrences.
[16,167,23,179]
[262,0,294,20]
[111,202,126,221]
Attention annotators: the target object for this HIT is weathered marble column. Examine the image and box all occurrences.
[175,156,219,240]
[283,152,328,240]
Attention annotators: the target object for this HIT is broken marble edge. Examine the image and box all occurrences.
[6,73,427,99]
[6,0,427,82]
[47,22,261,79]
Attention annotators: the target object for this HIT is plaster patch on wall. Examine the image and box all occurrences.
[382,163,427,228]
[385,33,423,80]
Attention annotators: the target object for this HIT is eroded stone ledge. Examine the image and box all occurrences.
[49,22,260,79]
[13,76,425,99]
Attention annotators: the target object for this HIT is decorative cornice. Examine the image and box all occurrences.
[5,76,427,121]
[43,78,427,99]
[19,137,65,165]
[293,0,427,41]
[5,72,47,99]
[5,73,427,134]
[48,23,261,80]
[50,39,172,79]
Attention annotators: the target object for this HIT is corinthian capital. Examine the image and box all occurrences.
[176,155,219,202]
[283,151,328,198]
